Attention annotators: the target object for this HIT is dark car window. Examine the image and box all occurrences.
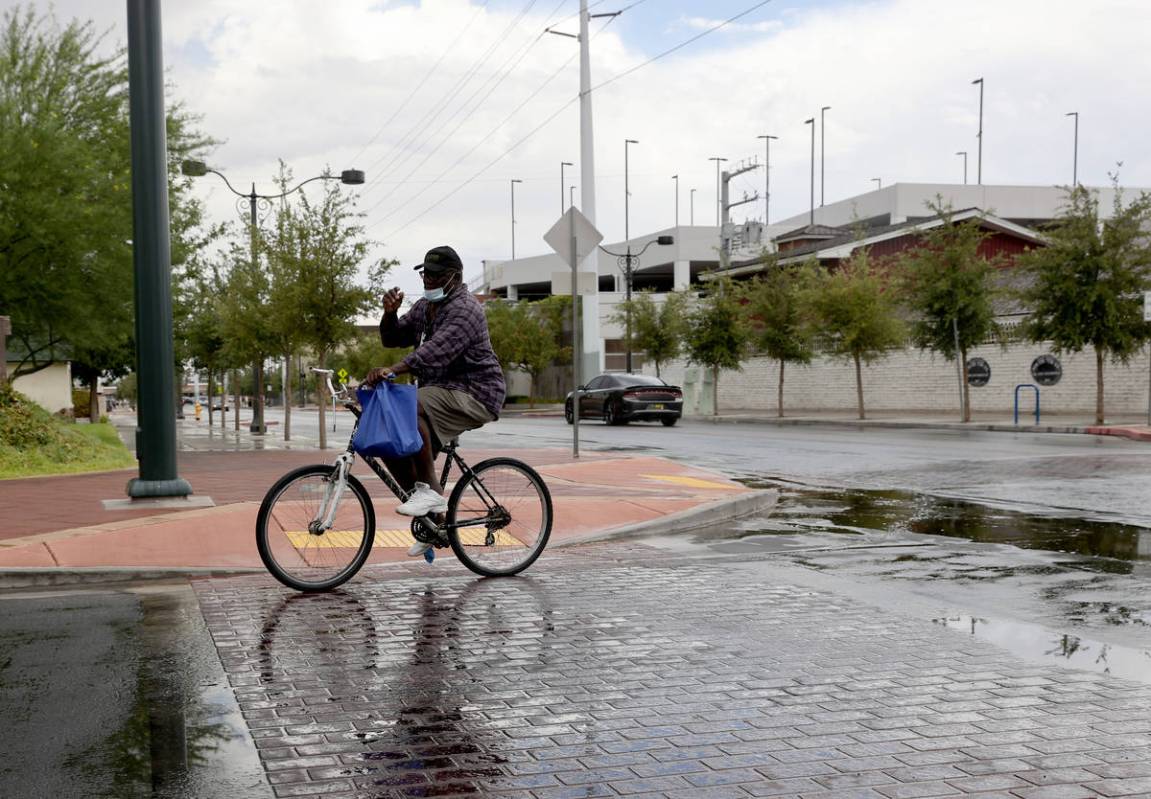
[618,374,667,387]
[585,376,606,390]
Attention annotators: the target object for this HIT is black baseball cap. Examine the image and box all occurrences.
[413,245,463,274]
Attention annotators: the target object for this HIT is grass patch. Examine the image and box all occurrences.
[0,384,135,479]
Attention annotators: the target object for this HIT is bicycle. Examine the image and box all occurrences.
[255,368,554,592]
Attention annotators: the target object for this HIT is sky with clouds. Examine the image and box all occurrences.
[14,0,1151,300]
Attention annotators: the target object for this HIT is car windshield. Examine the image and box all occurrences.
[614,374,666,387]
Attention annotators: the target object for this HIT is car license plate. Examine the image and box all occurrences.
[651,404,664,410]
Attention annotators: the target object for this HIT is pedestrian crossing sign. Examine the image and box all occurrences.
[337,368,348,383]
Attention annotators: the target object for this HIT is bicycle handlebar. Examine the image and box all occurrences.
[310,367,350,401]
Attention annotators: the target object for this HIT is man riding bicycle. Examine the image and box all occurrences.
[362,245,506,557]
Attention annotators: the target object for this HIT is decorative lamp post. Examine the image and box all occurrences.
[180,159,364,435]
[599,236,674,373]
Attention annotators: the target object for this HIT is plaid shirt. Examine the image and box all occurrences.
[380,287,506,418]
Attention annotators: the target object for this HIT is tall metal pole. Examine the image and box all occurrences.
[953,316,965,422]
[972,77,983,185]
[690,188,696,225]
[805,118,815,225]
[561,161,572,216]
[820,106,830,206]
[570,211,581,457]
[247,186,266,435]
[708,157,726,225]
[956,151,967,184]
[1066,111,1079,185]
[578,0,601,378]
[624,138,637,375]
[758,135,777,224]
[125,0,191,498]
[510,178,522,259]
[625,139,637,242]
[672,174,679,227]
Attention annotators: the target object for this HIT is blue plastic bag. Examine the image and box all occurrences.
[352,382,423,458]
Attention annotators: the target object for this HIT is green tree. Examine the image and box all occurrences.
[262,178,384,448]
[1018,182,1151,424]
[485,297,571,407]
[609,290,689,378]
[898,202,1002,422]
[739,259,816,418]
[803,249,906,420]
[684,278,749,416]
[0,6,213,381]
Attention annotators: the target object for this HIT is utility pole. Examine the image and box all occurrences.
[718,161,760,271]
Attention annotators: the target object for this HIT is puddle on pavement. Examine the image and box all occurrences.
[933,614,1151,684]
[732,482,1151,567]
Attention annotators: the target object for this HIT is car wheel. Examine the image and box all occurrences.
[603,401,616,426]
[564,402,574,425]
[661,417,678,427]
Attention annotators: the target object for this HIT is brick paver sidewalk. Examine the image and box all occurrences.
[196,543,1151,799]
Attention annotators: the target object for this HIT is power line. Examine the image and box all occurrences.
[360,0,571,219]
[347,0,491,167]
[359,0,543,185]
[378,0,776,240]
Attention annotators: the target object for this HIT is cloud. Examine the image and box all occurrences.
[17,0,1151,305]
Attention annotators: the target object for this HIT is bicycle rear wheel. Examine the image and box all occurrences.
[256,464,376,591]
[446,457,552,577]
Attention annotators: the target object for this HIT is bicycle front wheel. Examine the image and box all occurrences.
[446,457,552,577]
[256,464,376,592]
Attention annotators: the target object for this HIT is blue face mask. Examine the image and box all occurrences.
[423,274,455,303]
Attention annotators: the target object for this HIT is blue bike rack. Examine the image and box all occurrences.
[1014,383,1039,425]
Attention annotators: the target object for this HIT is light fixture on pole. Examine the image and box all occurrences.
[757,134,778,224]
[560,161,573,216]
[708,157,727,225]
[690,188,696,225]
[972,77,983,185]
[672,174,679,227]
[804,118,815,225]
[510,178,522,260]
[599,235,674,374]
[180,159,364,436]
[1066,111,1079,185]
[956,150,968,184]
[871,178,881,190]
[820,106,830,206]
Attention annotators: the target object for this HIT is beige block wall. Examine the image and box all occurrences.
[657,343,1151,422]
[9,362,73,415]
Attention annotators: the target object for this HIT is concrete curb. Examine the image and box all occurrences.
[690,414,1149,439]
[556,488,779,547]
[0,566,264,590]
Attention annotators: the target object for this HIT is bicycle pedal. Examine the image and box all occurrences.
[423,547,436,564]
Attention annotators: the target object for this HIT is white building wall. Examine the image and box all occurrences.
[10,362,73,415]
[656,343,1151,421]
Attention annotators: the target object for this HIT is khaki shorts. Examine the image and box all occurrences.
[418,386,495,449]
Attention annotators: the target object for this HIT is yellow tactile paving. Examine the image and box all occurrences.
[639,474,743,491]
[284,529,523,548]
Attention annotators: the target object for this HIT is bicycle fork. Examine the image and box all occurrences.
[309,452,354,534]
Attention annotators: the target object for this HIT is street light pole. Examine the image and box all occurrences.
[510,178,522,260]
[972,77,984,185]
[804,118,815,225]
[180,160,364,437]
[1066,111,1079,185]
[708,157,727,225]
[820,106,830,206]
[672,174,679,227]
[600,236,674,375]
[757,134,778,224]
[625,139,638,242]
[624,139,638,373]
[560,162,573,216]
[126,0,191,498]
[956,150,968,184]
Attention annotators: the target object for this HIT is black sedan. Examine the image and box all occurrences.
[565,373,683,426]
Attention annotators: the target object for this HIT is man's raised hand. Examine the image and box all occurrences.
[383,287,404,314]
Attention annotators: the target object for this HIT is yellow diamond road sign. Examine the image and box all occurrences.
[337,368,348,382]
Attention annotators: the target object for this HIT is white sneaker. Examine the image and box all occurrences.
[396,482,448,517]
[407,540,433,558]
